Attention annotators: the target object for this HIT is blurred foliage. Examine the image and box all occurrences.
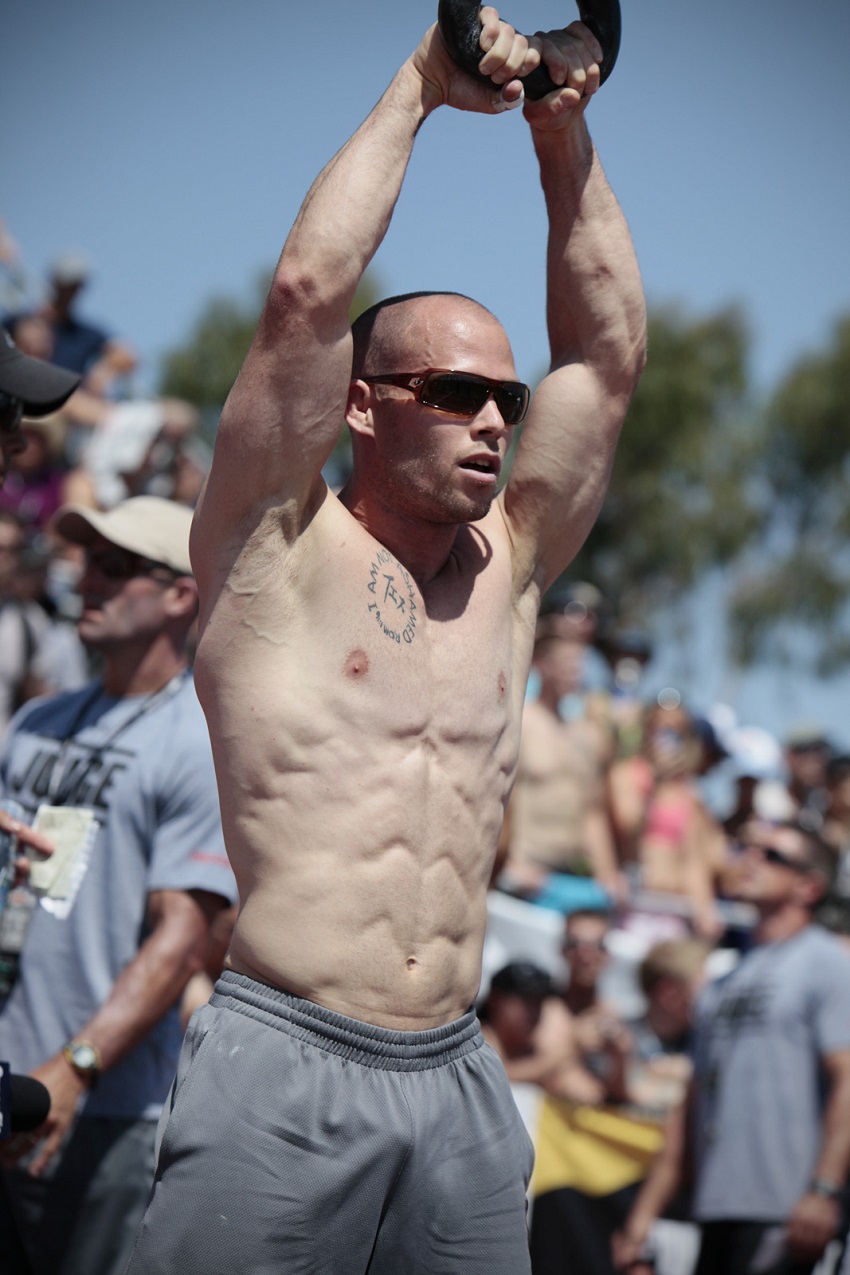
[568,304,763,619]
[158,270,380,473]
[728,315,850,672]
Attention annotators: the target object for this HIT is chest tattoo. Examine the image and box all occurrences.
[366,548,418,646]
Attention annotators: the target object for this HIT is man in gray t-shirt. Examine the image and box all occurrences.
[615,817,850,1275]
[0,496,236,1275]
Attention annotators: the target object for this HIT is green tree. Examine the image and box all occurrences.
[158,270,381,474]
[565,304,762,622]
[729,313,850,672]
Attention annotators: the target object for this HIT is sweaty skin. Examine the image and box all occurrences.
[191,14,645,1032]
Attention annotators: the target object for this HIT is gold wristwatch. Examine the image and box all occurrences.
[63,1039,102,1086]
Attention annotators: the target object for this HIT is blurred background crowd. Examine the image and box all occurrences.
[3,235,850,1275]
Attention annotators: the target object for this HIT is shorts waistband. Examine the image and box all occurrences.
[211,970,483,1072]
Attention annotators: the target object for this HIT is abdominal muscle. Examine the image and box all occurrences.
[220,733,509,1030]
[196,517,525,1031]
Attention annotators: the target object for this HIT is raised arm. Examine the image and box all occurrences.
[192,12,540,589]
[503,25,646,596]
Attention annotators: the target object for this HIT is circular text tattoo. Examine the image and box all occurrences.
[366,548,418,646]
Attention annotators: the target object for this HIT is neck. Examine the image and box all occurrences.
[753,904,812,947]
[537,682,564,714]
[564,984,597,1015]
[645,1003,687,1047]
[339,480,461,585]
[100,635,188,697]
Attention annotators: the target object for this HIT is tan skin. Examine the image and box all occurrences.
[0,538,230,1175]
[191,11,645,1031]
[507,634,621,892]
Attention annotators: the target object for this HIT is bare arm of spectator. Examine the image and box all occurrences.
[680,798,723,939]
[786,1047,850,1263]
[1,887,226,1176]
[612,1089,689,1270]
[583,801,624,899]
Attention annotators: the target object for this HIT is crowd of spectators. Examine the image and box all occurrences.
[2,241,850,1274]
[483,584,850,1273]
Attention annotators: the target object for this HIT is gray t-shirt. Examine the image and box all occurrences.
[692,925,850,1222]
[0,672,236,1120]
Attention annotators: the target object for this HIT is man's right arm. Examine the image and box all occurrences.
[191,12,539,589]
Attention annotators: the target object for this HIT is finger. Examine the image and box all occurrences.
[492,80,525,113]
[478,7,503,56]
[479,26,529,83]
[565,19,604,65]
[28,1135,57,1178]
[0,816,54,856]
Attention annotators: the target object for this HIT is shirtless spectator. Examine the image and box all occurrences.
[531,929,709,1275]
[127,11,645,1273]
[608,701,725,938]
[504,622,620,899]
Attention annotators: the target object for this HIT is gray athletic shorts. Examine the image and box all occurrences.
[126,970,534,1275]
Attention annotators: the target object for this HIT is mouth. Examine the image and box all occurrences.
[459,454,501,482]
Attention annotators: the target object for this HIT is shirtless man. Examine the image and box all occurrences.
[506,624,620,896]
[127,11,645,1274]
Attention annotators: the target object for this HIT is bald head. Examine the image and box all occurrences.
[350,291,502,379]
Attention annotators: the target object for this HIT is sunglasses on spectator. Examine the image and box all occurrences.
[0,392,25,434]
[362,369,530,426]
[83,547,177,584]
[564,938,607,952]
[737,840,811,873]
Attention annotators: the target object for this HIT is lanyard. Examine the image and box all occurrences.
[45,669,189,805]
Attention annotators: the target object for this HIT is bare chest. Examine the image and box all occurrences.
[196,518,528,758]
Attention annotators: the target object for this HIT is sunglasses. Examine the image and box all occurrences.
[738,841,811,873]
[84,547,176,584]
[362,368,530,426]
[0,392,25,434]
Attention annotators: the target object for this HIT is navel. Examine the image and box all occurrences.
[498,671,507,699]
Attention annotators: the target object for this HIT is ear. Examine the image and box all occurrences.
[163,576,200,623]
[345,379,376,440]
[797,869,828,911]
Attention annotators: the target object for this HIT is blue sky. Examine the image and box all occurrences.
[4,0,850,747]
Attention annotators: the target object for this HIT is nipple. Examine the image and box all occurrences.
[344,649,370,678]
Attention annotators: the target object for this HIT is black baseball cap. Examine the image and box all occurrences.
[0,327,81,417]
[489,962,553,998]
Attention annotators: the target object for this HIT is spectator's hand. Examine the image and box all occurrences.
[0,808,53,887]
[0,1054,89,1177]
[611,1225,653,1271]
[546,1062,606,1105]
[412,9,540,116]
[523,22,603,133]
[786,1190,841,1261]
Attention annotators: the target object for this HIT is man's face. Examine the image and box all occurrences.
[75,536,177,650]
[732,819,818,909]
[489,992,544,1054]
[363,305,519,526]
[563,915,609,988]
[786,744,829,792]
[537,635,585,699]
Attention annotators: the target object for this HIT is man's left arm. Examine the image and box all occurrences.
[786,1047,850,1262]
[502,26,646,595]
[5,887,226,1177]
